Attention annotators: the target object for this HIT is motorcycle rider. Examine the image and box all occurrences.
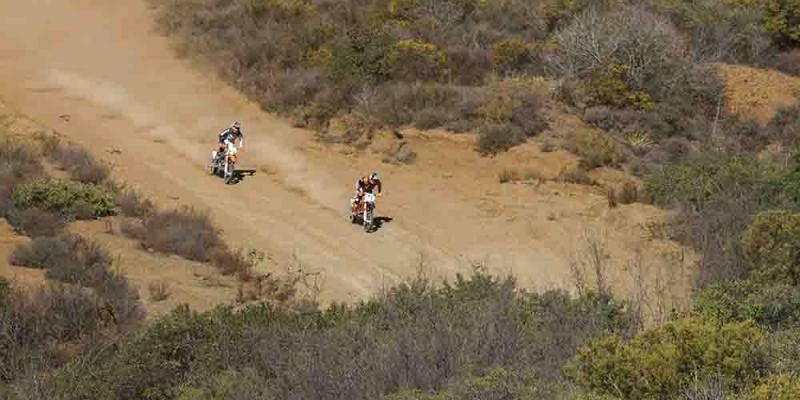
[216,121,244,157]
[350,171,382,216]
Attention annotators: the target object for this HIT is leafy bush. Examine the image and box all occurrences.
[760,0,800,47]
[492,38,533,75]
[768,102,800,146]
[737,374,800,400]
[383,40,446,82]
[11,178,115,220]
[0,283,101,383]
[644,151,777,210]
[771,327,800,376]
[580,64,654,110]
[477,122,526,154]
[567,130,621,169]
[567,317,767,400]
[386,368,552,400]
[644,151,785,285]
[741,210,800,285]
[695,279,800,329]
[0,277,7,301]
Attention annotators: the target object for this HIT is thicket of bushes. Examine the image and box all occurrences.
[39,271,630,400]
[150,0,795,157]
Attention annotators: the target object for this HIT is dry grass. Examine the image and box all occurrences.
[39,133,110,184]
[498,168,541,183]
[607,181,639,207]
[115,189,155,218]
[556,167,596,186]
[718,63,800,124]
[147,281,171,302]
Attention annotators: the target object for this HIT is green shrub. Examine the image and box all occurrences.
[492,38,533,74]
[567,317,767,400]
[0,277,8,301]
[644,151,777,209]
[736,374,800,400]
[477,122,526,154]
[760,0,800,46]
[695,279,800,329]
[580,64,654,110]
[768,102,800,146]
[771,327,800,376]
[383,40,446,82]
[570,130,621,169]
[0,284,102,383]
[659,0,772,64]
[741,210,800,285]
[11,178,115,219]
[50,271,630,400]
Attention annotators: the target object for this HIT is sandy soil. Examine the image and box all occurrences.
[717,63,800,124]
[0,0,692,306]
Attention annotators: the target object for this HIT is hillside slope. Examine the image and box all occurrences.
[0,0,690,302]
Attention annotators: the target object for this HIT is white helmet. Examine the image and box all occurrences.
[369,171,378,181]
[232,121,242,130]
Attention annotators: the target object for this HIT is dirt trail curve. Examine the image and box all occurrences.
[0,0,687,302]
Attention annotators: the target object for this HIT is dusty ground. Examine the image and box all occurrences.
[717,63,800,124]
[0,0,693,312]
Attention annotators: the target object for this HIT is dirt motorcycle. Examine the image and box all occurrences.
[350,192,377,232]
[208,144,238,184]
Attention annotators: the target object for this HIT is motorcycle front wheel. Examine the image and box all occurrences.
[363,210,372,232]
[223,164,234,184]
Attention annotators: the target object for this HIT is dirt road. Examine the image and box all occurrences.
[0,0,690,302]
